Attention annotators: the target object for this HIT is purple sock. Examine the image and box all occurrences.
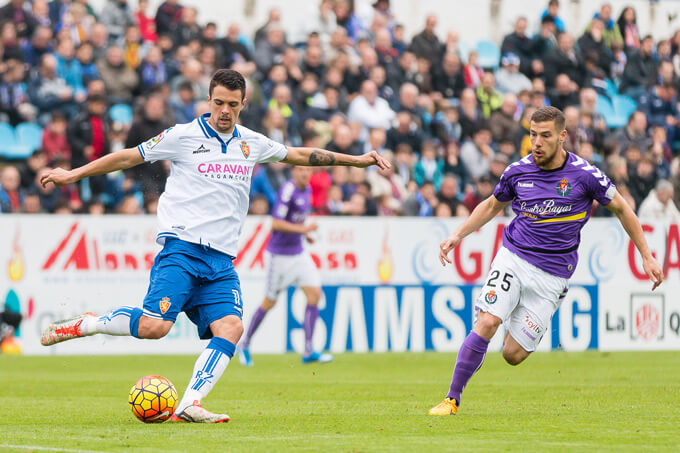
[304,305,319,354]
[242,307,267,347]
[447,331,490,403]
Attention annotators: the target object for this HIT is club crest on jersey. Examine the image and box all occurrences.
[159,297,171,314]
[240,141,250,158]
[485,291,497,304]
[556,178,572,196]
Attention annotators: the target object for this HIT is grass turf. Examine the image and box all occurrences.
[1,351,679,452]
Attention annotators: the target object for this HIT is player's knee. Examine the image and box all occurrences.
[502,346,528,366]
[304,287,321,305]
[475,312,502,338]
[261,298,276,311]
[210,315,244,343]
[137,317,173,339]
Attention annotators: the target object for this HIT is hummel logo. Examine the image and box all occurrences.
[193,144,210,154]
[518,182,534,188]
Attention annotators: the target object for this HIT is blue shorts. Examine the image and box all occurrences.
[142,238,243,339]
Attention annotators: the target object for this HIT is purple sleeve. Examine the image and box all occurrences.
[586,169,616,206]
[492,171,516,202]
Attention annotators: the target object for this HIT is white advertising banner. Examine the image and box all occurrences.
[1,215,678,355]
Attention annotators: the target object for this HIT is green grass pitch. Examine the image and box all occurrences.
[1,351,679,452]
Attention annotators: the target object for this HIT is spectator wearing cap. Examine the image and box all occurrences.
[410,14,441,66]
[461,126,494,181]
[495,52,532,95]
[476,72,503,119]
[638,179,680,220]
[500,17,534,77]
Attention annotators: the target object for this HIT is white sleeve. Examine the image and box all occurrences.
[256,134,288,164]
[137,126,183,163]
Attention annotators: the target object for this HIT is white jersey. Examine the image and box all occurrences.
[137,113,288,257]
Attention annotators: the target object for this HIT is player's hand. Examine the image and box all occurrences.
[643,256,664,290]
[40,167,75,188]
[439,234,462,266]
[356,151,391,170]
[305,222,318,233]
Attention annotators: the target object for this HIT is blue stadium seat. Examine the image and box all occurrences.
[596,95,626,128]
[0,123,17,158]
[612,95,637,120]
[604,78,618,98]
[476,40,500,69]
[110,104,133,126]
[15,123,43,153]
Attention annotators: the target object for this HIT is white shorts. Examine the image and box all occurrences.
[475,247,569,352]
[264,251,321,300]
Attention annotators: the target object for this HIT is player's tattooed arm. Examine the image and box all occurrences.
[309,149,337,166]
[283,147,390,169]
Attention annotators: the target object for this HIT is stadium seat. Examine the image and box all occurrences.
[15,123,43,153]
[596,95,626,128]
[612,95,637,120]
[604,78,618,98]
[110,104,133,126]
[476,40,500,69]
[0,123,18,158]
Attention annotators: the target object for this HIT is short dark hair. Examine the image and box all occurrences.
[209,69,246,99]
[531,106,565,131]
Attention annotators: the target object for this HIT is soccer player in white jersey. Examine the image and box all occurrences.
[429,106,664,416]
[39,69,389,423]
[238,165,333,366]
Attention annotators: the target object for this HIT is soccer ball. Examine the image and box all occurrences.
[128,375,178,423]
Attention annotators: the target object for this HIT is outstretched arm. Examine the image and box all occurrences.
[282,147,391,170]
[439,195,508,266]
[606,191,664,290]
[40,147,144,188]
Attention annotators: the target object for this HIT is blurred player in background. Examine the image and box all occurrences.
[238,165,333,366]
[429,106,663,416]
[38,69,389,423]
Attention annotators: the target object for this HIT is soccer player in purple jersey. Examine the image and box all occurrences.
[238,166,333,365]
[429,106,664,415]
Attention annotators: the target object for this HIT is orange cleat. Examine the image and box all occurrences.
[40,313,96,346]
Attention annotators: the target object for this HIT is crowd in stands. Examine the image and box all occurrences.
[1,0,680,220]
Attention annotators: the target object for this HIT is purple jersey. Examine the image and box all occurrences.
[266,180,312,255]
[493,152,616,278]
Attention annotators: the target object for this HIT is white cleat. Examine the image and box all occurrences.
[170,401,230,424]
[40,312,96,346]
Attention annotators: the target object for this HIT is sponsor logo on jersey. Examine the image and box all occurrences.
[145,128,172,149]
[192,144,210,154]
[485,290,497,304]
[159,297,171,314]
[519,199,573,216]
[240,141,250,158]
[556,178,572,196]
[517,181,534,188]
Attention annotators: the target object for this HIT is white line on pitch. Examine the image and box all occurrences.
[0,445,105,453]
